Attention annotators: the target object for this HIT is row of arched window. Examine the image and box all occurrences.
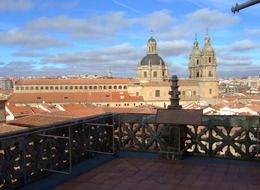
[15,85,128,91]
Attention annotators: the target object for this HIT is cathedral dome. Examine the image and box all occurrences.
[140,36,166,66]
[140,54,165,66]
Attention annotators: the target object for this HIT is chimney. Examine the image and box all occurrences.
[0,99,7,123]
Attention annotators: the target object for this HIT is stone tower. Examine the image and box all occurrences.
[189,32,219,98]
[137,37,169,82]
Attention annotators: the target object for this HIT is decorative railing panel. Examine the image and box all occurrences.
[0,114,113,189]
[114,113,260,160]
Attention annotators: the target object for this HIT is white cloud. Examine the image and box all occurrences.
[230,40,259,52]
[186,8,239,28]
[25,13,135,39]
[245,28,260,36]
[139,10,174,31]
[0,30,70,49]
[0,0,33,11]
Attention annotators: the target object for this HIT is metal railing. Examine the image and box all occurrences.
[0,114,114,189]
[114,113,260,160]
[0,112,259,189]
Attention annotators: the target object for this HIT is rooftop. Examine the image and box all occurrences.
[55,155,260,190]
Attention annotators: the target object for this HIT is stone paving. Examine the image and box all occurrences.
[56,157,260,190]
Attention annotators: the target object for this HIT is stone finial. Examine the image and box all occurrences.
[168,75,182,110]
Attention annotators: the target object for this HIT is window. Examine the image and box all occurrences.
[153,71,157,78]
[89,86,93,90]
[84,86,88,90]
[60,86,63,90]
[25,87,29,90]
[94,86,97,90]
[40,86,44,90]
[196,59,199,65]
[208,71,212,77]
[79,86,83,90]
[99,86,102,90]
[16,87,19,90]
[196,72,199,78]
[182,91,186,96]
[119,85,122,89]
[209,57,211,63]
[75,86,78,90]
[155,90,160,97]
[209,89,212,94]
[136,92,139,96]
[65,86,68,90]
[144,71,147,78]
[50,86,54,90]
[114,86,117,89]
[35,86,39,90]
[103,86,107,90]
[108,86,112,89]
[193,91,196,96]
[55,86,59,90]
[70,86,73,90]
[37,97,41,99]
[30,86,34,90]
[123,86,127,89]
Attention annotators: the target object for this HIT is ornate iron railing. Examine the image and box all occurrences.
[0,112,259,189]
[114,113,260,160]
[0,114,113,189]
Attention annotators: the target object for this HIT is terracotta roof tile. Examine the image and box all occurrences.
[8,92,143,104]
[8,114,74,128]
[7,103,33,116]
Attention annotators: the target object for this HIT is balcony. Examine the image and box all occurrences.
[0,112,260,189]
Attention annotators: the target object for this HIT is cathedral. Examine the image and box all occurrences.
[133,33,219,107]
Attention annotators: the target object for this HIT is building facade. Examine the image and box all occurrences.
[189,33,219,98]
[0,78,13,90]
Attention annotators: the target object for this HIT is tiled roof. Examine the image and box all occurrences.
[7,103,33,116]
[15,78,133,85]
[8,92,143,104]
[60,104,105,118]
[8,114,74,128]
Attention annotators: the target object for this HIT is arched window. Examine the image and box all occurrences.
[209,57,211,63]
[196,72,199,78]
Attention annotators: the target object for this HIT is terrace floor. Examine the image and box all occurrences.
[55,154,260,190]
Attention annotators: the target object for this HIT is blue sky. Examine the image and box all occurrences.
[0,0,259,78]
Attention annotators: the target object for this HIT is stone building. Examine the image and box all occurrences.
[189,33,219,98]
[136,37,169,82]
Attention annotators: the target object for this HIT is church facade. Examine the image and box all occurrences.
[130,33,219,107]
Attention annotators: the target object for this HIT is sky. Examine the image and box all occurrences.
[0,0,260,78]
